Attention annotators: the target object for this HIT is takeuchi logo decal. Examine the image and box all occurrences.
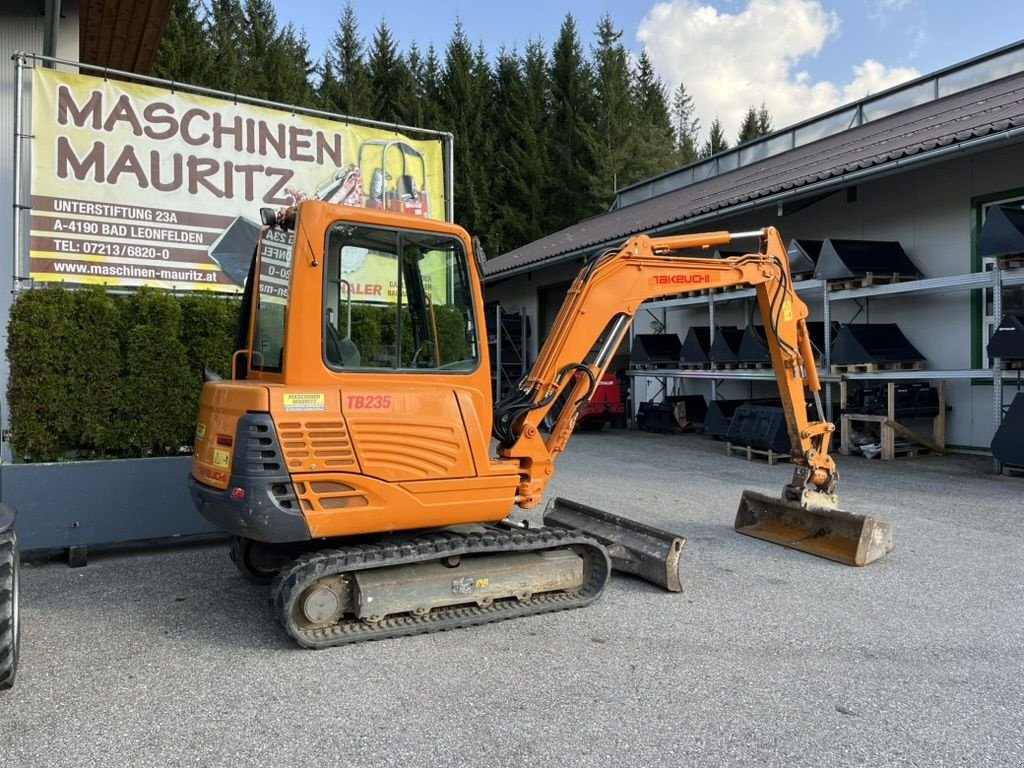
[652,274,712,285]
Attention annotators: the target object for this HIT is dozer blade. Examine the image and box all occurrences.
[735,490,893,566]
[543,497,684,591]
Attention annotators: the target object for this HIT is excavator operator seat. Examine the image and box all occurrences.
[326,321,361,368]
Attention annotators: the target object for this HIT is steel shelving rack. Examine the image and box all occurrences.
[628,265,1024,469]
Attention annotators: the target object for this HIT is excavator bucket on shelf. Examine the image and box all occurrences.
[735,490,894,567]
[543,497,685,592]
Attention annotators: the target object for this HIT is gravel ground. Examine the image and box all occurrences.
[1,430,1022,767]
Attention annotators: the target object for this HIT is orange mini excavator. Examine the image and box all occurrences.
[189,200,893,648]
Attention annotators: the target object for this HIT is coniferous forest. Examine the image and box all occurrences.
[154,0,773,256]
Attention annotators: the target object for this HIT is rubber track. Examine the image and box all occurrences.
[270,527,611,649]
[0,530,17,690]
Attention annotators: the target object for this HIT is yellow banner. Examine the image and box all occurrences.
[28,69,446,292]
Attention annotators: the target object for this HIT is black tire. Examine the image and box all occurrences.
[229,536,289,585]
[0,529,20,690]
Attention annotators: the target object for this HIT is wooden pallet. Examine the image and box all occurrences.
[1003,464,1024,478]
[677,362,710,370]
[831,360,925,373]
[854,442,934,460]
[1001,360,1024,371]
[737,361,772,369]
[630,363,682,370]
[827,273,919,291]
[892,445,934,458]
[725,442,791,465]
[997,255,1024,271]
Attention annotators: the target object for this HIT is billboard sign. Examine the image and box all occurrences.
[28,69,446,293]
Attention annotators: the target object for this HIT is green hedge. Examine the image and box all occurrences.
[6,286,239,462]
[348,304,470,367]
[7,286,470,462]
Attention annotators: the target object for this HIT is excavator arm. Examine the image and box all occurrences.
[495,227,833,504]
[493,226,893,567]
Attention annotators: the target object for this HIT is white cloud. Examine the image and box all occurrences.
[841,59,920,103]
[870,0,913,24]
[875,0,911,11]
[637,0,920,144]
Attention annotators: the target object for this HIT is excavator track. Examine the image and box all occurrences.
[271,526,611,649]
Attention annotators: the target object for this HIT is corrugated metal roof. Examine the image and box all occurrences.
[484,71,1024,280]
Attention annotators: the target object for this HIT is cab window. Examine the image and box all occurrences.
[323,223,478,372]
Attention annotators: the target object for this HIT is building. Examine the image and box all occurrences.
[482,42,1024,452]
[1,1,173,448]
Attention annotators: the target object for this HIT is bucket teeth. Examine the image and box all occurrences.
[735,489,894,566]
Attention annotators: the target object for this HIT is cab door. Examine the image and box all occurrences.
[320,218,485,482]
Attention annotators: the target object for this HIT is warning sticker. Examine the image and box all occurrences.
[213,448,231,468]
[283,393,326,412]
[195,422,207,441]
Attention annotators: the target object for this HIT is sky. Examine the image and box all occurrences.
[269,0,1024,142]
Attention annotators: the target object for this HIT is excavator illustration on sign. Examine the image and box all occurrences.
[189,200,893,649]
[359,139,430,218]
[303,140,430,218]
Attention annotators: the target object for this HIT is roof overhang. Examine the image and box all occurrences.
[79,0,173,74]
[483,124,1024,284]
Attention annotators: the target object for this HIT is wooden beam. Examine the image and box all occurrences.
[78,0,173,75]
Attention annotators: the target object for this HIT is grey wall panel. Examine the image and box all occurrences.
[2,13,46,453]
[1,457,219,551]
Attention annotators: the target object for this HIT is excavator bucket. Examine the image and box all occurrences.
[735,490,893,566]
[543,497,684,591]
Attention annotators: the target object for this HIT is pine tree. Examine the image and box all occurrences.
[671,82,700,165]
[488,46,550,253]
[518,40,552,243]
[416,44,444,129]
[239,0,276,99]
[271,25,315,107]
[471,42,495,243]
[317,58,340,110]
[402,42,428,127]
[438,21,489,236]
[591,14,634,200]
[367,19,410,123]
[628,49,676,185]
[701,117,729,157]
[756,102,773,135]
[737,102,774,144]
[546,14,601,232]
[153,0,214,86]
[737,106,760,144]
[206,0,245,94]
[235,0,313,106]
[488,49,523,253]
[321,3,371,116]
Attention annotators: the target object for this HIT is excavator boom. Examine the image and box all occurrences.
[494,226,893,566]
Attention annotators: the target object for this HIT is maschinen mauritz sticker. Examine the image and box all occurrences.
[283,393,326,412]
